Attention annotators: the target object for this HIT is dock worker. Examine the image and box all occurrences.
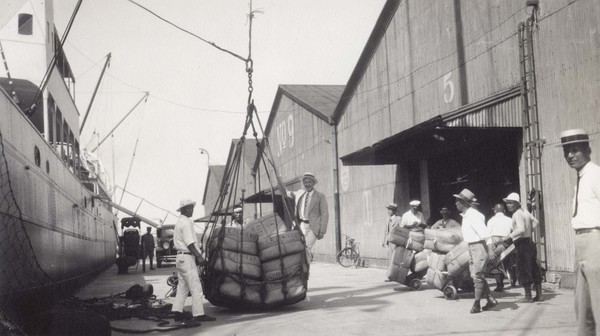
[502,193,543,303]
[141,227,155,271]
[487,203,516,292]
[431,207,461,230]
[454,189,497,314]
[290,172,329,259]
[400,200,426,231]
[383,203,401,282]
[560,129,600,336]
[171,199,216,324]
[228,206,244,228]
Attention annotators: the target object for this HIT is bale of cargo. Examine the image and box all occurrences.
[387,226,409,246]
[386,245,413,283]
[387,226,425,251]
[262,252,305,281]
[413,250,431,273]
[424,228,463,253]
[246,213,289,239]
[209,226,259,256]
[258,230,305,262]
[425,252,448,290]
[218,274,263,305]
[213,250,262,280]
[264,275,306,305]
[444,241,470,277]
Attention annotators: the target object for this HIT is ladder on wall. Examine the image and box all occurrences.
[518,16,547,275]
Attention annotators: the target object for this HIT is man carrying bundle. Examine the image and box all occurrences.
[487,203,516,292]
[454,189,497,314]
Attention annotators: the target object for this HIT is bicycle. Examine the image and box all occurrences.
[337,235,360,267]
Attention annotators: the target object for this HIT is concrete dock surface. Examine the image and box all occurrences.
[75,262,577,336]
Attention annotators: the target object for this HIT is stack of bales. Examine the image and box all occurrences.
[423,228,464,290]
[204,213,309,309]
[386,226,425,283]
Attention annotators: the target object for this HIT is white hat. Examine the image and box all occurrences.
[233,206,243,213]
[502,192,521,206]
[409,200,421,207]
[301,172,318,184]
[559,129,590,146]
[177,199,196,212]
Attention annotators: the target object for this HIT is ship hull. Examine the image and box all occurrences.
[0,89,118,322]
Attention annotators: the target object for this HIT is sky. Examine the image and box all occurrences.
[51,0,386,224]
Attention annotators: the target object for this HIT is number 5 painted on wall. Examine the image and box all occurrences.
[443,72,454,103]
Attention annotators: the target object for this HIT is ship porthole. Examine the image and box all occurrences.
[46,160,50,174]
[34,146,41,167]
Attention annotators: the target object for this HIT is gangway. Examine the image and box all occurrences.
[93,196,161,228]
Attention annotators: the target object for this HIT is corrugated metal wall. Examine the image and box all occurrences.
[335,0,600,281]
[532,0,600,279]
[259,95,336,257]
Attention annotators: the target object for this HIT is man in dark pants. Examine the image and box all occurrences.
[141,227,155,271]
[502,193,543,303]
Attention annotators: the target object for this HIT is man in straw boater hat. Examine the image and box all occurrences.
[559,129,600,335]
[501,193,543,302]
[171,199,216,324]
[383,203,401,282]
[453,189,498,313]
[292,172,329,258]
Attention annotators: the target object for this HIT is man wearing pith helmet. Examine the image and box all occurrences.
[502,192,543,303]
[171,199,215,323]
[293,172,329,257]
[560,128,600,335]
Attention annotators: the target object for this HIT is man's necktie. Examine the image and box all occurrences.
[574,173,581,217]
[303,193,310,218]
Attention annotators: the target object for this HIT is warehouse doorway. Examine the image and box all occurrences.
[427,128,522,224]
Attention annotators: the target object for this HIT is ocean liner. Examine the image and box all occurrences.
[0,0,118,322]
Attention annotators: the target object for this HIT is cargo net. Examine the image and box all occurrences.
[200,102,310,310]
[0,131,53,317]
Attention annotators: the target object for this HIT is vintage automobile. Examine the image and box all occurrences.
[155,224,176,268]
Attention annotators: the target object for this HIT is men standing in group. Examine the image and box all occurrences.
[487,203,516,292]
[431,207,461,230]
[454,189,497,314]
[560,129,600,335]
[228,206,244,228]
[383,203,401,282]
[293,172,329,256]
[171,199,215,324]
[502,193,543,303]
[141,227,156,271]
[400,200,426,231]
